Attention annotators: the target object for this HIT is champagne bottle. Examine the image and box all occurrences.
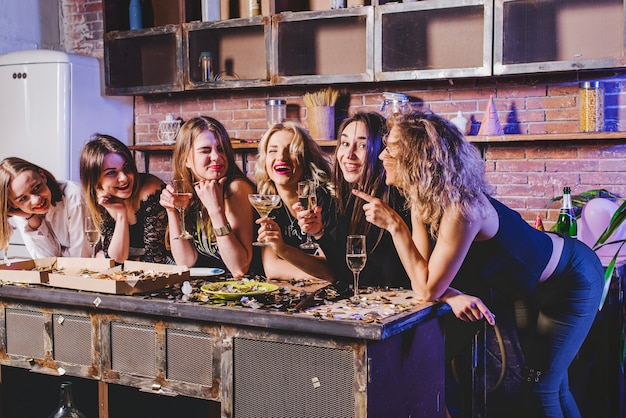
[556,186,577,238]
[48,381,86,418]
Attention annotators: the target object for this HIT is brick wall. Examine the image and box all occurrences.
[61,0,626,227]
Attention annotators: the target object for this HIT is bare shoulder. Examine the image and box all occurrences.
[140,174,166,199]
[227,178,255,197]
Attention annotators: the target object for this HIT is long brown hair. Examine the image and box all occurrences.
[333,112,388,236]
[0,157,63,251]
[172,116,252,228]
[79,134,141,229]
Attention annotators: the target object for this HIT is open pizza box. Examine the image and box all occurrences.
[47,259,190,295]
[0,257,60,284]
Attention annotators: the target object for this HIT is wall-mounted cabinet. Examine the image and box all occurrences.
[375,0,493,81]
[272,7,374,85]
[493,0,626,75]
[185,16,271,89]
[102,0,626,95]
[105,26,184,94]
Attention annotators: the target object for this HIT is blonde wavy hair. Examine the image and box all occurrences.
[389,112,493,238]
[255,122,333,195]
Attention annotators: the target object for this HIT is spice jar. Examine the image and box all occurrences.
[579,81,604,132]
[266,99,286,128]
[199,52,213,82]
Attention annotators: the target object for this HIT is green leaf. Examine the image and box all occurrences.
[593,199,626,248]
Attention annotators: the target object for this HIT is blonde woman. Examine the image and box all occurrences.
[0,157,91,258]
[159,116,255,276]
[354,112,603,417]
[254,122,336,282]
[79,134,170,264]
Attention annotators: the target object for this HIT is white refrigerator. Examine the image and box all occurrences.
[0,49,134,258]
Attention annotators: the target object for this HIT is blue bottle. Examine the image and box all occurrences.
[129,0,143,30]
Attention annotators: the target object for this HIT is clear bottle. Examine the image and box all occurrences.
[556,187,577,239]
[48,381,86,418]
[579,81,604,132]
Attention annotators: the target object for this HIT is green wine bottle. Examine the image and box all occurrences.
[556,186,577,238]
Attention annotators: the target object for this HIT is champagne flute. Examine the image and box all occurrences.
[346,235,367,303]
[173,179,193,240]
[84,215,100,258]
[297,180,319,250]
[248,194,282,246]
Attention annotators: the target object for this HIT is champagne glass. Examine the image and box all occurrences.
[248,194,282,246]
[346,235,367,303]
[297,180,319,250]
[84,215,100,258]
[173,179,193,240]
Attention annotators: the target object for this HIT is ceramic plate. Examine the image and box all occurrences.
[190,267,225,277]
[200,281,279,300]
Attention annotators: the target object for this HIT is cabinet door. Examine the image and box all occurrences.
[375,0,493,81]
[184,16,271,90]
[494,0,626,75]
[272,7,374,85]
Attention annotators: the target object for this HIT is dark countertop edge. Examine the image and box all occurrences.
[0,284,450,341]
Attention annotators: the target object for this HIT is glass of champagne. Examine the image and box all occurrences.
[248,194,282,246]
[346,235,367,303]
[297,180,319,250]
[173,179,193,240]
[84,215,100,258]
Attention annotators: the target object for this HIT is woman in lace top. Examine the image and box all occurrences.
[79,134,170,264]
[159,116,255,276]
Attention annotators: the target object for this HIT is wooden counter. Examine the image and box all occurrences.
[0,283,448,417]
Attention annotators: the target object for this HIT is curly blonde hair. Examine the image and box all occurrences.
[255,122,333,195]
[389,112,493,238]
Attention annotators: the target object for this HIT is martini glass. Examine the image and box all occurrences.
[248,194,282,246]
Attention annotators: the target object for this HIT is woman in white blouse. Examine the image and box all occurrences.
[0,157,91,258]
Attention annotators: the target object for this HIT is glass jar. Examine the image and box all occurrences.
[579,81,604,132]
[380,92,410,118]
[199,52,213,82]
[266,99,286,128]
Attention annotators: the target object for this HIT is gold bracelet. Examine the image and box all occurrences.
[214,223,232,237]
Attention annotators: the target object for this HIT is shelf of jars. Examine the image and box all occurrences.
[493,0,626,76]
[468,131,626,143]
[374,0,493,82]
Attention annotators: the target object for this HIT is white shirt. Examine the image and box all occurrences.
[12,181,91,258]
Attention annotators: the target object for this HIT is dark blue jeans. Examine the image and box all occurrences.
[522,237,603,417]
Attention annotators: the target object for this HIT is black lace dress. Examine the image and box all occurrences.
[100,187,170,264]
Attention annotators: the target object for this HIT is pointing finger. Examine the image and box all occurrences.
[352,189,375,203]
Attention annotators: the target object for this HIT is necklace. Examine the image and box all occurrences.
[284,204,300,238]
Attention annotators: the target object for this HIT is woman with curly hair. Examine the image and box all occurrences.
[254,122,336,281]
[0,157,91,258]
[159,116,255,276]
[79,134,170,264]
[353,111,603,417]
